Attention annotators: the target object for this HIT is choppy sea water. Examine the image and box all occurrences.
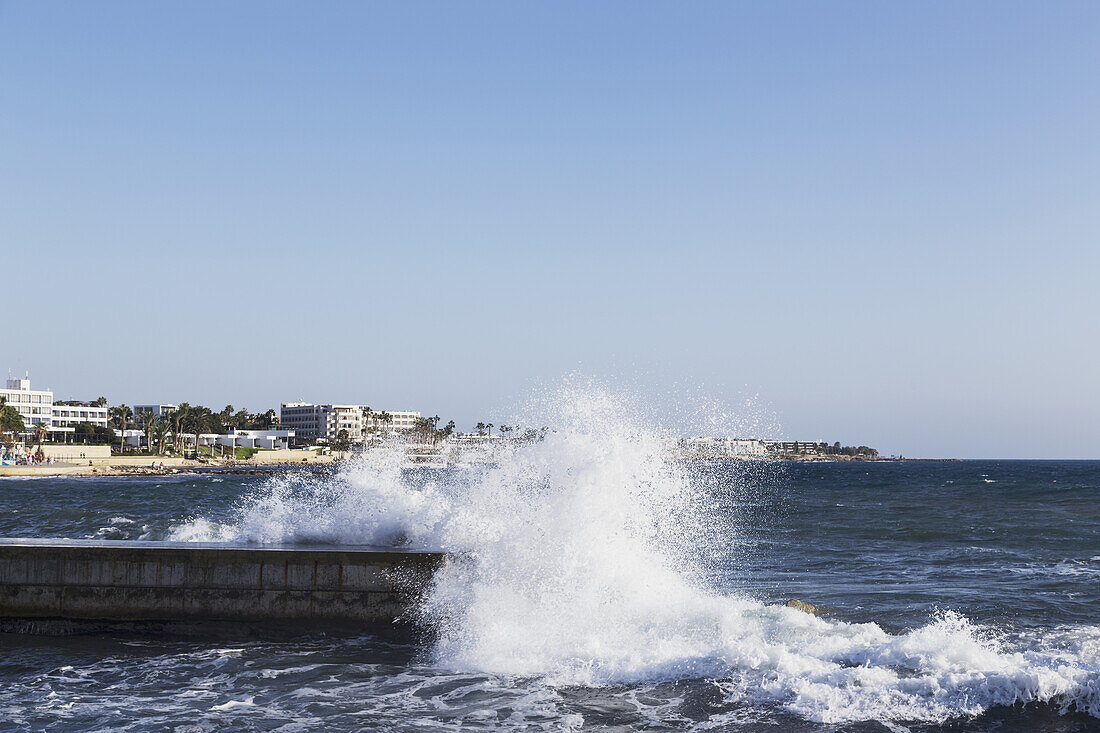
[1,453,1098,730]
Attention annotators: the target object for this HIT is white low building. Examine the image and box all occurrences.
[449,432,505,446]
[181,430,296,451]
[727,438,767,456]
[219,429,295,450]
[682,437,768,457]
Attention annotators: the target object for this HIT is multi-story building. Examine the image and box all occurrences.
[132,404,178,417]
[682,437,768,457]
[279,402,330,443]
[1,375,55,429]
[325,405,364,441]
[52,401,110,429]
[764,440,823,455]
[1,374,109,437]
[280,402,421,445]
[364,410,421,433]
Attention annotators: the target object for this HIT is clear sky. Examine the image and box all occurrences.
[2,2,1098,458]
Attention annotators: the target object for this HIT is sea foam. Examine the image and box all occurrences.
[170,383,1100,724]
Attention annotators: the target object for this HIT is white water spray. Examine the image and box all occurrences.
[171,384,1100,724]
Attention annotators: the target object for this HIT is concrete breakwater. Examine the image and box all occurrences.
[0,538,445,631]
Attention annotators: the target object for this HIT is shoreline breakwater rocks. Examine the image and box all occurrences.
[785,599,822,615]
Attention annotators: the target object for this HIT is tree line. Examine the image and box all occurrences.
[107,403,280,455]
[815,441,879,457]
[1,394,551,457]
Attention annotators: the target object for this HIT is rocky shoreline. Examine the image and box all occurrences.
[0,456,343,478]
[0,453,958,478]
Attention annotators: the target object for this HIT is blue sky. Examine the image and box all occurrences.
[2,2,1098,457]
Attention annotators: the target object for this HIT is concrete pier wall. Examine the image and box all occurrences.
[0,539,444,627]
[41,445,112,461]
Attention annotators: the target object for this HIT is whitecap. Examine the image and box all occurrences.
[209,697,255,711]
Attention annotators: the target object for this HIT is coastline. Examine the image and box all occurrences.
[0,450,345,478]
[0,452,950,478]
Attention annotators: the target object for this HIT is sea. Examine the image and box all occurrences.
[0,418,1098,730]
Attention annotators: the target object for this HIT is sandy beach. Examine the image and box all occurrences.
[0,451,344,478]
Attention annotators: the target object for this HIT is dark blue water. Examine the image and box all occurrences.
[711,460,1100,631]
[0,460,1097,731]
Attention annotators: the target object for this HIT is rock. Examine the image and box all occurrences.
[785,599,821,615]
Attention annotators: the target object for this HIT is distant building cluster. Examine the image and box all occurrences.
[763,440,825,455]
[0,371,424,453]
[765,440,879,457]
[1,371,878,459]
[679,438,879,459]
[681,437,768,457]
[683,439,845,457]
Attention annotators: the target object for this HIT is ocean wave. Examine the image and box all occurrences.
[169,381,1100,724]
[1004,560,1100,578]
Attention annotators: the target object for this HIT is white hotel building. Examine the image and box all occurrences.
[280,402,420,445]
[0,375,109,437]
[0,376,54,428]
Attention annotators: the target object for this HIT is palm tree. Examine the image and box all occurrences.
[184,405,213,454]
[231,408,250,431]
[380,411,393,435]
[361,406,374,441]
[109,405,132,454]
[413,417,432,445]
[33,422,49,454]
[152,418,171,456]
[170,404,191,452]
[199,408,212,445]
[139,410,159,453]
